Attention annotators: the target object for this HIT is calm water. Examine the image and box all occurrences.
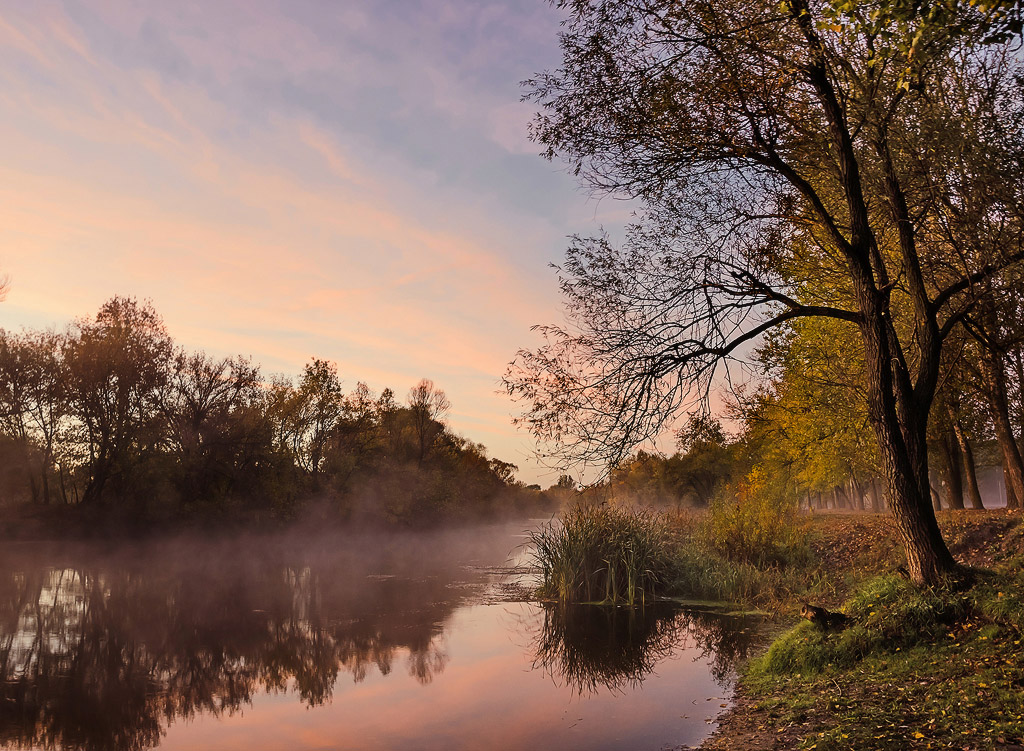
[0,522,758,751]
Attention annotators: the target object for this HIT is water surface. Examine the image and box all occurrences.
[0,522,757,750]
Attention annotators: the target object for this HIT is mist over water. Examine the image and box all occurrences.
[0,521,757,751]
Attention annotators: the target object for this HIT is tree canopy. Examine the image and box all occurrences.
[507,0,1024,583]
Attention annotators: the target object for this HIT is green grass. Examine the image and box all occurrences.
[531,504,821,608]
[662,512,831,611]
[666,543,771,603]
[750,574,972,678]
[741,568,1024,749]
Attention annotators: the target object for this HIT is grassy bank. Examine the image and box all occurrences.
[530,504,676,605]
[702,510,1024,751]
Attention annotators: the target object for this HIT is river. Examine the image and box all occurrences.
[0,521,758,750]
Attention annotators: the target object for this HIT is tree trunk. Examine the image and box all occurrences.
[25,451,41,505]
[940,429,965,509]
[980,348,1024,509]
[949,410,985,510]
[1004,465,1018,508]
[849,476,864,511]
[867,477,882,513]
[57,462,71,505]
[1012,346,1024,431]
[868,396,955,582]
[81,456,110,505]
[40,453,51,506]
[834,485,848,510]
[859,304,955,584]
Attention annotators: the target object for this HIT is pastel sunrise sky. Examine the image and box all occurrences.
[0,1,632,484]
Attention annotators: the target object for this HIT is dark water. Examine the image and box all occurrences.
[0,522,758,751]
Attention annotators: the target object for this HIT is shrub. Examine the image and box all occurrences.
[705,466,809,566]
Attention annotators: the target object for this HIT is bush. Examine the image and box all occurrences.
[705,466,809,566]
[530,504,674,605]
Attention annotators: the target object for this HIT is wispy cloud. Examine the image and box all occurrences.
[0,0,624,481]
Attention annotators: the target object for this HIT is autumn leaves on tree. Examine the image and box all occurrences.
[505,0,1024,584]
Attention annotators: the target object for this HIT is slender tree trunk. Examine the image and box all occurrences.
[81,457,109,505]
[57,462,70,505]
[40,452,51,506]
[940,429,965,509]
[16,434,42,505]
[980,348,1024,509]
[949,410,985,510]
[834,485,848,510]
[1004,465,1018,508]
[849,476,863,511]
[867,477,882,513]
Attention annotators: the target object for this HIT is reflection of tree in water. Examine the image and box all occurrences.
[0,530,495,751]
[533,602,758,695]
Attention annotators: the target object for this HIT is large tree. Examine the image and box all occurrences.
[65,297,173,504]
[506,0,1024,583]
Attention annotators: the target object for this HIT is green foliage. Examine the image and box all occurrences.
[751,318,880,497]
[705,466,810,566]
[530,504,675,605]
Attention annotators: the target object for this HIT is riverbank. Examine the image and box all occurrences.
[0,498,554,541]
[700,510,1024,750]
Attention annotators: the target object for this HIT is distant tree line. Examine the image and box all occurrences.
[0,296,550,525]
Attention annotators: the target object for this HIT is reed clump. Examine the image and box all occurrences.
[530,503,674,605]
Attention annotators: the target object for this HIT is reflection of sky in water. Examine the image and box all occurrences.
[0,524,755,751]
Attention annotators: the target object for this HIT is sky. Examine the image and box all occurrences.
[0,0,635,485]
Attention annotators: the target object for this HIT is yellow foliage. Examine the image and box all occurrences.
[706,466,808,565]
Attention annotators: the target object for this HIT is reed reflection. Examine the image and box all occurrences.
[533,602,758,695]
[0,529,504,751]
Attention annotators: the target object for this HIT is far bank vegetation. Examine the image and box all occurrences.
[0,297,557,528]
